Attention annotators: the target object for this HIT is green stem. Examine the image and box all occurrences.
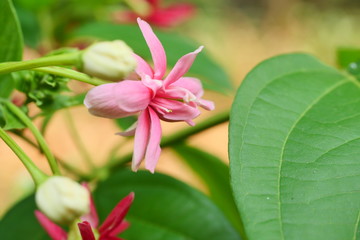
[14,132,86,179]
[4,101,61,175]
[64,109,95,169]
[161,111,230,147]
[0,128,48,186]
[85,111,230,179]
[0,52,80,75]
[35,67,109,86]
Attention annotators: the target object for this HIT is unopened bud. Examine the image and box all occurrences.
[35,176,90,225]
[82,40,137,81]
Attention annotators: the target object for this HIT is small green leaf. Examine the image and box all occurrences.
[337,47,360,68]
[95,169,241,240]
[0,102,26,130]
[0,0,23,98]
[229,53,360,239]
[172,143,245,236]
[71,22,233,94]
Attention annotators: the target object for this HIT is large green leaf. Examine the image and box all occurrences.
[0,0,23,98]
[229,53,360,239]
[172,143,245,236]
[71,22,232,94]
[95,169,241,240]
[0,195,49,240]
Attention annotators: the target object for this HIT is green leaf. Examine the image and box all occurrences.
[229,53,360,239]
[115,116,137,131]
[95,169,241,240]
[71,22,233,94]
[172,143,245,237]
[14,0,55,11]
[0,0,23,98]
[15,7,41,48]
[337,47,360,68]
[0,103,26,130]
[0,195,49,240]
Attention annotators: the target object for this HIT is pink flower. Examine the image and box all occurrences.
[35,186,134,240]
[84,18,214,173]
[113,0,195,28]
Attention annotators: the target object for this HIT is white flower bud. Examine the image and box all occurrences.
[82,40,137,81]
[35,176,90,225]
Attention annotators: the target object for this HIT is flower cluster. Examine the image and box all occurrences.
[84,18,214,173]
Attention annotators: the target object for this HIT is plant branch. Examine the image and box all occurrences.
[13,132,86,178]
[64,109,95,169]
[4,101,61,175]
[0,52,80,75]
[85,111,230,180]
[0,128,48,186]
[35,66,108,86]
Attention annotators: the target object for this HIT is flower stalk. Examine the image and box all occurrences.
[0,128,48,186]
[35,66,109,86]
[83,111,230,180]
[4,101,61,175]
[0,52,81,75]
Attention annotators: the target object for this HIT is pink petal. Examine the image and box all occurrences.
[150,98,200,122]
[156,86,196,103]
[101,236,123,240]
[84,81,151,119]
[145,108,162,173]
[99,193,135,236]
[170,77,204,98]
[34,211,67,240]
[78,221,96,240]
[169,77,215,110]
[137,18,167,79]
[116,121,137,137]
[142,75,163,97]
[198,99,215,111]
[133,53,154,78]
[80,183,99,228]
[147,3,196,27]
[132,109,150,171]
[163,46,203,87]
[107,221,130,238]
[186,119,195,126]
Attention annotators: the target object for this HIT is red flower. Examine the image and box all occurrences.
[113,0,196,28]
[35,185,134,240]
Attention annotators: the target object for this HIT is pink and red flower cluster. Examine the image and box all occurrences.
[35,185,134,240]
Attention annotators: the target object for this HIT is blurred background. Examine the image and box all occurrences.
[1,0,360,216]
